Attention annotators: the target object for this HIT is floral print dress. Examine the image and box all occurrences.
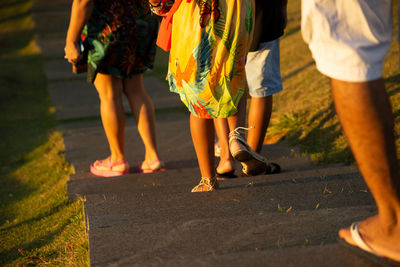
[79,0,159,83]
[152,0,254,118]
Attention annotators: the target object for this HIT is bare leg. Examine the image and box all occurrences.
[214,95,247,170]
[247,95,273,153]
[214,119,235,173]
[190,114,215,179]
[332,78,400,261]
[123,74,160,163]
[228,94,247,131]
[227,95,251,153]
[94,73,125,163]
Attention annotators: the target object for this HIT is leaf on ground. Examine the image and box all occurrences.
[277,204,284,212]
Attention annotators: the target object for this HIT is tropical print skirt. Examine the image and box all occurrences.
[153,0,254,118]
[78,0,159,83]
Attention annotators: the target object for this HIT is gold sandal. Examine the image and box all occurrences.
[191,177,219,192]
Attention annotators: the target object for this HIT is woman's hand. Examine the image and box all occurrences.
[64,0,94,64]
[64,40,82,64]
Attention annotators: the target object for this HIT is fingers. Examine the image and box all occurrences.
[64,41,82,64]
[64,55,76,64]
[64,51,81,64]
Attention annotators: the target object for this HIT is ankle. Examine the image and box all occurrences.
[144,152,159,163]
[378,209,400,236]
[110,154,125,163]
[143,157,162,165]
[201,176,218,186]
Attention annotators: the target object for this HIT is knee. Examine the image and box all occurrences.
[97,88,123,104]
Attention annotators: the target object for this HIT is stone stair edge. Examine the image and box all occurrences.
[96,242,374,267]
[67,164,360,200]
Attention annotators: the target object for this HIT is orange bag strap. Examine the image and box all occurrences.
[156,0,186,51]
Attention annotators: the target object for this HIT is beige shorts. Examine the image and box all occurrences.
[301,0,393,82]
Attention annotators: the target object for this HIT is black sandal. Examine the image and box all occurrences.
[265,162,281,174]
[216,170,237,180]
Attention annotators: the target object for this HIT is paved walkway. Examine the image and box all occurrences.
[32,1,382,266]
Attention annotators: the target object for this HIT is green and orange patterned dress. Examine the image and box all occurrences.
[78,0,159,83]
[152,0,254,118]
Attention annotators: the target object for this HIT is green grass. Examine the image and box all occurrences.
[0,0,88,265]
[267,0,400,164]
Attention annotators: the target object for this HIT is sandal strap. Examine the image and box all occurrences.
[228,126,254,138]
[94,157,128,168]
[228,127,267,163]
[191,177,218,192]
[200,177,214,189]
[228,126,254,147]
[350,222,378,255]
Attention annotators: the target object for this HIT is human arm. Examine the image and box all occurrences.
[64,0,94,64]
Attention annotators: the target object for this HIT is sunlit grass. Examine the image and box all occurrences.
[0,0,88,265]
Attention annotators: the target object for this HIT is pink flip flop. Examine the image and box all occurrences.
[90,157,130,177]
[136,158,166,173]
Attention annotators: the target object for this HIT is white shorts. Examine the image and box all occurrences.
[246,39,283,97]
[301,0,393,82]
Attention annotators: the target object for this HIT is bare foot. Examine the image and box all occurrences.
[338,215,400,262]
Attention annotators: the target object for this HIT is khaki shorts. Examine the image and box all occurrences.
[246,39,283,97]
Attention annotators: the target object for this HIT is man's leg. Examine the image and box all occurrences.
[331,78,400,261]
[244,39,282,175]
[247,95,273,153]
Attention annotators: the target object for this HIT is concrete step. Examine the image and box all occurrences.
[108,243,380,267]
[33,0,72,13]
[48,76,181,120]
[77,162,374,266]
[36,36,65,59]
[62,115,194,180]
[61,114,317,181]
[68,163,360,198]
[79,163,373,266]
[32,10,70,35]
[43,59,82,82]
[86,204,376,266]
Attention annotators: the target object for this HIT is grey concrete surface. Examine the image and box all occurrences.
[47,71,180,120]
[36,37,66,59]
[32,0,386,266]
[105,244,379,267]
